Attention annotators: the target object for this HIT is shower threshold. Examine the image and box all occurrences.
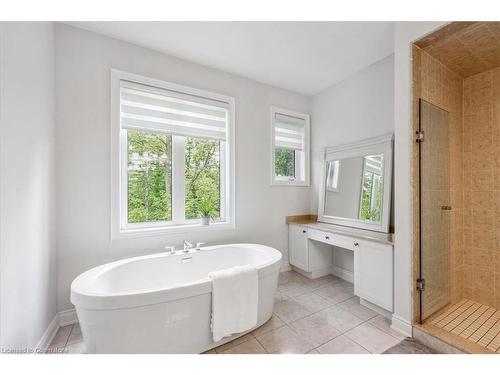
[419,299,500,354]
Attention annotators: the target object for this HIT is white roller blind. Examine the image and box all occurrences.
[120,80,229,141]
[274,112,305,150]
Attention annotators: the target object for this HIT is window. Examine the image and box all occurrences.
[270,107,310,186]
[111,70,234,238]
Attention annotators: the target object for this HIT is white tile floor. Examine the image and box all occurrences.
[48,270,406,354]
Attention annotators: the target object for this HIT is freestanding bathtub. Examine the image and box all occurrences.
[70,243,282,353]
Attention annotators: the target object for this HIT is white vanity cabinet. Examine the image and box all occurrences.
[288,224,333,275]
[287,222,393,313]
[288,224,309,270]
[353,238,393,312]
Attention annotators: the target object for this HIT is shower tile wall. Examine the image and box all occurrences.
[412,47,464,322]
[463,67,500,309]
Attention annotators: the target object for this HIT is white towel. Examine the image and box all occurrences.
[208,265,258,342]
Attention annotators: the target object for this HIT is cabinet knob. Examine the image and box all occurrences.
[325,235,330,240]
[302,230,306,234]
[354,242,359,247]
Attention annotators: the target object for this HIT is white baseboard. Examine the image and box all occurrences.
[292,266,331,279]
[59,308,78,327]
[330,265,354,283]
[35,314,59,351]
[390,314,412,337]
[280,262,292,272]
[35,308,78,351]
[360,298,392,319]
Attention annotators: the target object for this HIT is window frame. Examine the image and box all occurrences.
[111,69,235,239]
[270,106,310,186]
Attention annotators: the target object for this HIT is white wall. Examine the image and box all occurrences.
[310,55,395,213]
[310,55,394,275]
[0,22,57,349]
[392,22,446,335]
[55,24,311,312]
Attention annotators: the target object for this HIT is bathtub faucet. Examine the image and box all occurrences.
[183,240,193,253]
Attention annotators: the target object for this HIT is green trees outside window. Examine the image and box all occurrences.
[127,130,221,224]
[127,130,172,223]
[275,148,295,177]
[184,138,221,220]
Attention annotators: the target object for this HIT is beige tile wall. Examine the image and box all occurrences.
[463,67,500,309]
[412,46,464,323]
[415,22,500,78]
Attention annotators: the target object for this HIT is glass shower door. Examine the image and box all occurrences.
[418,99,451,322]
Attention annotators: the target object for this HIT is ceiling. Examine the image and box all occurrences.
[415,22,500,78]
[67,22,394,96]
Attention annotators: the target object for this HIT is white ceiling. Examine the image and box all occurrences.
[67,22,394,96]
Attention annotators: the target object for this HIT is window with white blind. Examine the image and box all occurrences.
[111,70,235,238]
[270,107,310,186]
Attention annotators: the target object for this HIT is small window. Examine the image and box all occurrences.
[270,107,310,186]
[111,70,235,238]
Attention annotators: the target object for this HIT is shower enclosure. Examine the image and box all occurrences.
[412,21,500,353]
[418,99,451,322]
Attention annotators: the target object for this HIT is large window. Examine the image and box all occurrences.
[111,71,234,237]
[270,107,310,186]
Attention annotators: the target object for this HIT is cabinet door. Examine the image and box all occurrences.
[288,225,309,271]
[354,239,393,311]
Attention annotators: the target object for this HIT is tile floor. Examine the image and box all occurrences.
[48,270,407,354]
[425,299,500,353]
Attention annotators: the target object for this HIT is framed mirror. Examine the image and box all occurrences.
[318,134,393,233]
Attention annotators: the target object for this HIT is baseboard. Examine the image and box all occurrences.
[58,308,78,327]
[280,262,292,272]
[35,314,59,351]
[360,298,392,319]
[292,266,331,279]
[390,314,413,337]
[330,265,354,283]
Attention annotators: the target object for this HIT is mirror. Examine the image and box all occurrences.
[318,135,393,233]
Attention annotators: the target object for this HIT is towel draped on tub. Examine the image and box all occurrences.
[208,264,259,342]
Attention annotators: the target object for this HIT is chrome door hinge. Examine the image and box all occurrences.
[416,130,425,143]
[416,278,425,291]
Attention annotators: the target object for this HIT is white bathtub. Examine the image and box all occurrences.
[70,243,282,353]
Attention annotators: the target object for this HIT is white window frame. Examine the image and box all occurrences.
[270,106,310,186]
[110,69,235,239]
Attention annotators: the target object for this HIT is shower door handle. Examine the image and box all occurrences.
[441,206,452,210]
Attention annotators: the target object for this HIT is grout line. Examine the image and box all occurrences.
[459,307,496,339]
[444,302,482,332]
[61,323,74,351]
[432,299,468,324]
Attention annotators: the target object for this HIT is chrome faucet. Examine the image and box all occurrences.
[183,240,193,253]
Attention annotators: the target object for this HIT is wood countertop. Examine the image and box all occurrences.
[286,215,394,245]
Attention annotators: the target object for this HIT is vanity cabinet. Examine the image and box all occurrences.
[288,224,309,270]
[353,239,393,312]
[287,222,393,313]
[288,224,333,274]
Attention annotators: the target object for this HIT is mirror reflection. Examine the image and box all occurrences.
[324,154,384,223]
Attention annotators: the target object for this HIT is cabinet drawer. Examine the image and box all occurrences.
[307,228,354,250]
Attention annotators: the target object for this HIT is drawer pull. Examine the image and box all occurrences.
[325,235,330,240]
[354,242,359,247]
[302,230,307,234]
